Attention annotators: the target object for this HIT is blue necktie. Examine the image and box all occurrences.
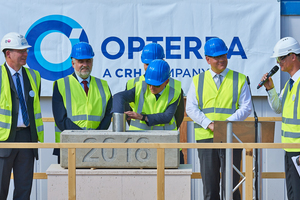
[289,78,294,90]
[15,73,29,126]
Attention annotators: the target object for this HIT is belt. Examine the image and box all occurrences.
[16,126,29,131]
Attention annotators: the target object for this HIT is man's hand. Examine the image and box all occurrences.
[207,122,214,132]
[124,111,143,120]
[261,73,274,91]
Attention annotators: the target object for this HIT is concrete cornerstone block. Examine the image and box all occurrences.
[60,130,179,168]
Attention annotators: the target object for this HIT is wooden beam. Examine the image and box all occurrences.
[157,148,165,200]
[68,148,76,200]
[245,149,253,200]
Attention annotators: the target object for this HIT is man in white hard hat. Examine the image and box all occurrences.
[0,32,44,199]
[260,37,300,200]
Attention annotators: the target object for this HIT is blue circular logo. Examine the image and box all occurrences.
[25,15,89,81]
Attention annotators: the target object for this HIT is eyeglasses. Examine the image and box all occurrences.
[10,49,29,54]
[277,53,291,63]
[148,84,161,88]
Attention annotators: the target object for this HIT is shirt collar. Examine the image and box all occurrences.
[6,62,23,77]
[75,73,91,83]
[209,68,229,78]
[291,69,300,82]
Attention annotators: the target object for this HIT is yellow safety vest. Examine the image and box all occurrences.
[0,64,44,142]
[193,70,245,140]
[281,79,300,152]
[129,80,181,130]
[54,75,111,142]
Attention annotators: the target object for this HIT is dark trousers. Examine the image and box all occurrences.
[0,127,34,200]
[285,151,300,200]
[197,139,242,200]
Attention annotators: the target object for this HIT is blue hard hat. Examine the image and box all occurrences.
[71,42,95,59]
[141,43,165,64]
[204,38,228,57]
[145,60,170,86]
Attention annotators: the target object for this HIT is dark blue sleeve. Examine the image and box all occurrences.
[52,81,82,131]
[111,88,135,113]
[174,90,185,129]
[146,97,179,126]
[97,93,112,130]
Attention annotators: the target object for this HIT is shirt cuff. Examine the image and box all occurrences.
[202,118,212,129]
[267,88,277,97]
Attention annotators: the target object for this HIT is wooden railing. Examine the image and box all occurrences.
[3,142,299,200]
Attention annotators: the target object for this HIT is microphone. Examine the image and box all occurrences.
[257,65,279,89]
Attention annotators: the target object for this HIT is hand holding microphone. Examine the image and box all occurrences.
[257,66,279,89]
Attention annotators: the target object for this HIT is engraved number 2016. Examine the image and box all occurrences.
[82,137,150,163]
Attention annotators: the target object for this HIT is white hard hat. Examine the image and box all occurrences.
[271,37,300,58]
[1,32,31,52]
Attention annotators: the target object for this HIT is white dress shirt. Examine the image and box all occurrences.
[267,69,300,114]
[186,68,252,129]
[75,73,91,90]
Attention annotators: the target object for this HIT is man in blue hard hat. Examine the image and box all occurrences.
[112,59,181,131]
[52,42,112,163]
[186,38,252,200]
[125,43,185,162]
[126,43,184,128]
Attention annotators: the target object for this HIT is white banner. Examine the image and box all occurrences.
[0,0,280,96]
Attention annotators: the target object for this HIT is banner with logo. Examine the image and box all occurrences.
[0,0,280,96]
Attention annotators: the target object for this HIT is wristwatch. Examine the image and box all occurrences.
[141,114,147,121]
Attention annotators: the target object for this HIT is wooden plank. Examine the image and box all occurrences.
[214,121,275,143]
[1,142,300,149]
[68,148,76,200]
[190,172,285,179]
[11,173,48,179]
[245,149,253,200]
[183,116,282,122]
[157,148,165,200]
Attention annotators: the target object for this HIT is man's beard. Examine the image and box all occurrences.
[75,66,91,79]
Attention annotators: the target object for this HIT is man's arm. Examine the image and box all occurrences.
[174,89,184,129]
[227,79,252,121]
[112,87,136,113]
[52,81,81,131]
[145,97,179,126]
[186,81,212,130]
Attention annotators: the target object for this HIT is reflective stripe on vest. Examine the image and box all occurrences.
[130,120,176,130]
[24,68,44,141]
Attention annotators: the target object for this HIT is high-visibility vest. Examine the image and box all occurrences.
[0,64,44,142]
[281,79,300,152]
[193,70,245,140]
[129,80,181,130]
[126,75,181,109]
[54,75,111,142]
